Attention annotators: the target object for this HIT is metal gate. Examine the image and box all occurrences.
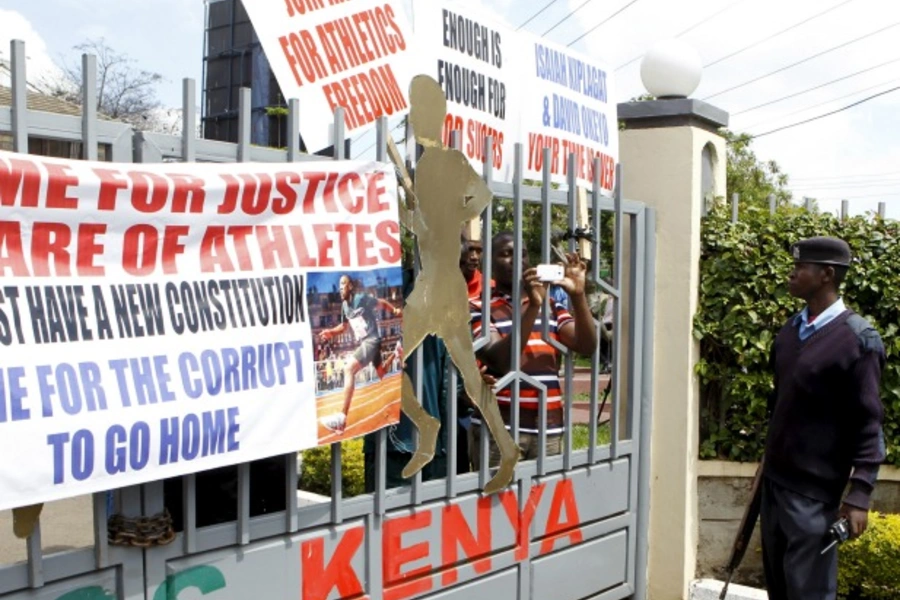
[0,41,656,600]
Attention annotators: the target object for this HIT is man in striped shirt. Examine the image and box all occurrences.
[470,231,598,464]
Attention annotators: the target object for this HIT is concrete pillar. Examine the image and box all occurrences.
[617,99,728,600]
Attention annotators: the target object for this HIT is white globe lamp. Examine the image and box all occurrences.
[640,39,702,99]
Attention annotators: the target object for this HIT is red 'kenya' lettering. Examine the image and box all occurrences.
[295,478,584,600]
[300,526,366,600]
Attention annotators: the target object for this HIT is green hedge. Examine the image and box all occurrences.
[300,437,365,498]
[838,512,900,599]
[695,203,900,465]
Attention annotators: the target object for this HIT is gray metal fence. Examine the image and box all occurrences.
[1,39,656,600]
[712,192,888,222]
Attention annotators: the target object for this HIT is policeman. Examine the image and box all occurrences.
[761,236,885,600]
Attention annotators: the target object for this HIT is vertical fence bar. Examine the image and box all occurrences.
[478,136,494,489]
[450,129,461,150]
[446,368,459,498]
[11,40,28,153]
[628,209,646,442]
[374,116,389,514]
[183,474,198,552]
[540,147,553,341]
[537,147,554,476]
[285,453,298,532]
[730,193,739,223]
[234,91,252,544]
[287,99,300,162]
[237,463,251,545]
[768,193,777,215]
[284,98,302,533]
[878,202,886,218]
[563,152,577,471]
[610,164,624,459]
[624,207,647,592]
[26,521,43,588]
[237,87,251,162]
[841,200,849,221]
[412,332,425,504]
[81,53,98,160]
[333,107,345,160]
[440,362,459,498]
[588,157,602,462]
[182,79,197,162]
[633,207,656,600]
[510,144,524,464]
[92,493,109,569]
[441,123,460,500]
[329,107,346,524]
[476,137,494,351]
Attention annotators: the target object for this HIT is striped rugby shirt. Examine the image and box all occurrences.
[470,291,573,434]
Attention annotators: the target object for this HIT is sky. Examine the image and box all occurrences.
[2,0,900,218]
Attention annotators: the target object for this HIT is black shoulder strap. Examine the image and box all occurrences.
[845,312,884,354]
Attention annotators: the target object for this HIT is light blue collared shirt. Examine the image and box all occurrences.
[792,298,847,341]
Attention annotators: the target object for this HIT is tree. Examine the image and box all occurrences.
[48,38,166,131]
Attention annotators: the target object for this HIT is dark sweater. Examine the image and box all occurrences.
[764,309,885,509]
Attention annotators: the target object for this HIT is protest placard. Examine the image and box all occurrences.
[242,0,415,153]
[0,150,402,510]
[519,34,618,192]
[413,2,518,181]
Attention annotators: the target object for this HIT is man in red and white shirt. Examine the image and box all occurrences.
[470,231,597,463]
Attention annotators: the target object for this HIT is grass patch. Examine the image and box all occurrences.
[574,354,592,368]
[572,422,611,450]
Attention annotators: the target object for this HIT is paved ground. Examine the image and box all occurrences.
[0,495,94,566]
[565,368,612,425]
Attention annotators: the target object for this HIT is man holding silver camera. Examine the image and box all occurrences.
[469,231,597,464]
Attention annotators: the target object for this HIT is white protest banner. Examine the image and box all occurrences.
[413,2,517,181]
[242,0,415,152]
[519,34,618,192]
[0,151,402,510]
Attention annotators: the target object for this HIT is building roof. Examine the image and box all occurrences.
[0,85,86,117]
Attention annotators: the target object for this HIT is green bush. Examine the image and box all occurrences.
[299,437,365,498]
[838,512,900,599]
[695,203,900,464]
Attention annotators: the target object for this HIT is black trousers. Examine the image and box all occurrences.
[760,477,840,600]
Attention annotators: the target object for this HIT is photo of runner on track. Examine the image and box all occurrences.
[311,271,403,438]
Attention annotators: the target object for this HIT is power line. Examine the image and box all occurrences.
[791,170,900,181]
[790,179,900,190]
[741,76,900,130]
[748,85,900,139]
[517,0,559,30]
[541,0,595,37]
[567,0,641,47]
[703,20,900,101]
[732,57,900,116]
[813,192,900,200]
[704,0,856,68]
[615,0,747,70]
